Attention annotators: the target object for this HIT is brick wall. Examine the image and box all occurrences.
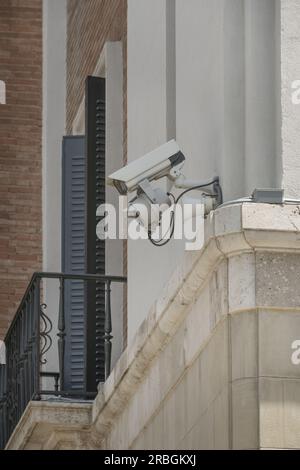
[66,0,128,346]
[0,0,43,339]
[66,0,127,133]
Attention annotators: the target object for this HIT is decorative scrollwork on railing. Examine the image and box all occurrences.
[0,271,127,449]
[40,303,53,365]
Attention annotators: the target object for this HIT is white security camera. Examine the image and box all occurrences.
[108,140,222,239]
[107,140,185,195]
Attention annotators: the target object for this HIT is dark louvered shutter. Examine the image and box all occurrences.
[85,76,106,391]
[62,136,86,392]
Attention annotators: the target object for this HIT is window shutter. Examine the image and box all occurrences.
[85,76,106,390]
[62,136,86,391]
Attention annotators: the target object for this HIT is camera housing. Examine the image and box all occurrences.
[107,140,185,195]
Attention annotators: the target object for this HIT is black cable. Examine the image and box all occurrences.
[147,192,175,246]
[175,179,218,204]
[148,179,217,247]
[148,210,175,247]
[168,192,176,204]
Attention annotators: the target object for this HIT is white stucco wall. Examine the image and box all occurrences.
[42,0,66,274]
[176,0,280,201]
[42,0,67,376]
[127,0,281,340]
[281,0,300,198]
[127,0,185,341]
[244,0,280,194]
[104,42,124,366]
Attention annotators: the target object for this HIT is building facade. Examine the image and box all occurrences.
[1,0,300,450]
[0,0,42,339]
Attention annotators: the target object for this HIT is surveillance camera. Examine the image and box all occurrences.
[128,179,173,232]
[108,139,222,239]
[107,140,185,195]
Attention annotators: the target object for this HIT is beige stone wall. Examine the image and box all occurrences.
[103,251,300,450]
[102,258,230,449]
[98,205,300,450]
[126,314,230,450]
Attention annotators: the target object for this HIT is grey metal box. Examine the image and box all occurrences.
[252,188,284,204]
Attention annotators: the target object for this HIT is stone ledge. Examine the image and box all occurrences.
[6,401,92,450]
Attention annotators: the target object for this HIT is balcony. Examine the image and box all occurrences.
[0,272,126,449]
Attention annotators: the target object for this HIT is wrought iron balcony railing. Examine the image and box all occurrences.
[0,272,126,449]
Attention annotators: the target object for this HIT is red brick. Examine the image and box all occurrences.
[0,0,42,339]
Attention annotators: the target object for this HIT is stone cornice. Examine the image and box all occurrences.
[6,401,92,449]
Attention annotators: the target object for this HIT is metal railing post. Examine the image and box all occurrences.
[57,277,66,391]
[33,277,41,400]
